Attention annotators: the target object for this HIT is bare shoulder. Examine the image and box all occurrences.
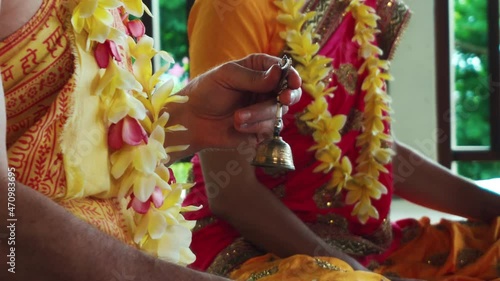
[0,0,43,41]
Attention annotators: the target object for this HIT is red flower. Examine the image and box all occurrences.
[168,168,176,184]
[95,40,122,69]
[126,19,146,39]
[108,116,148,150]
[127,187,164,214]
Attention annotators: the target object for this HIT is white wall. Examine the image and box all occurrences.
[390,0,438,160]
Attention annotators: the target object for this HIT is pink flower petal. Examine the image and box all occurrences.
[122,117,148,146]
[130,196,151,214]
[168,168,176,184]
[127,19,146,39]
[168,63,185,78]
[107,40,122,62]
[151,187,164,208]
[126,193,136,209]
[108,121,124,150]
[95,42,110,69]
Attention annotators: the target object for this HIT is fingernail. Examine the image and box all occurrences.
[239,111,251,122]
[264,64,276,76]
[240,123,249,129]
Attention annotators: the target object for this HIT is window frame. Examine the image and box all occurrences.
[435,0,500,168]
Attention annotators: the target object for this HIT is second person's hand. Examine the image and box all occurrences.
[175,53,302,151]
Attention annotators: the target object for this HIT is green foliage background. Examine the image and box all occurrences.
[454,0,500,179]
[158,0,500,180]
[158,0,188,62]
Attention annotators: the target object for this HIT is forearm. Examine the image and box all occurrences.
[200,151,363,269]
[216,186,361,266]
[0,181,226,281]
[393,141,500,221]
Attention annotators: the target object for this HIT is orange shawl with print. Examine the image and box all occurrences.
[1,0,133,245]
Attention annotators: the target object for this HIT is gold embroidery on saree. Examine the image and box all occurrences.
[335,64,358,95]
[245,266,279,281]
[456,248,483,269]
[376,0,411,60]
[192,216,218,233]
[315,213,350,229]
[295,112,315,135]
[364,219,393,249]
[327,236,385,256]
[315,258,348,272]
[207,238,266,277]
[313,184,345,209]
[207,215,393,276]
[340,108,363,135]
[426,252,449,267]
[310,215,392,256]
[401,223,421,244]
[302,0,351,49]
[272,184,286,199]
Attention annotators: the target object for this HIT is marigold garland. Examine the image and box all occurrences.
[71,0,197,265]
[275,0,394,224]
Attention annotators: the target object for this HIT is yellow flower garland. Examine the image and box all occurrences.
[275,0,394,224]
[71,0,196,265]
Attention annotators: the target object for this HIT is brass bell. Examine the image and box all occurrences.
[252,135,295,171]
[252,56,295,171]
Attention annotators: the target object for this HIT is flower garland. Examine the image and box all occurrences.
[275,0,394,224]
[71,0,197,265]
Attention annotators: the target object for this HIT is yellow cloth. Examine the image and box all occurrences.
[2,0,133,245]
[231,254,389,281]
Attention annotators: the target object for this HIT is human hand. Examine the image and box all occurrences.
[177,53,302,151]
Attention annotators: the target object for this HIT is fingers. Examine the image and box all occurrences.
[236,53,302,90]
[234,53,282,71]
[215,62,283,94]
[236,54,302,90]
[216,54,302,95]
[233,88,299,137]
[234,99,277,129]
[284,66,301,89]
[279,88,302,106]
[234,99,290,137]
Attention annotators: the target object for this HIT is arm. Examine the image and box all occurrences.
[392,140,500,222]
[0,184,227,280]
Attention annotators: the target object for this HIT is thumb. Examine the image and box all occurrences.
[214,62,282,94]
